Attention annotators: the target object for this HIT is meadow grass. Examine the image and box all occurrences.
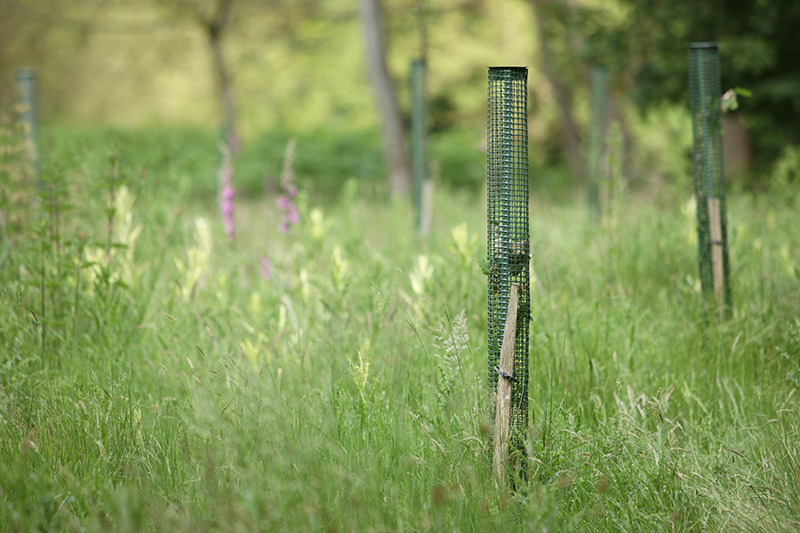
[1,128,800,532]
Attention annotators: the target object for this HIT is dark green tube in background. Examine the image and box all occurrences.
[689,42,732,315]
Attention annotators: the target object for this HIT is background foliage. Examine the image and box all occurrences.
[1,0,797,190]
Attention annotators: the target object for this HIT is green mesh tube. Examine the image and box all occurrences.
[586,64,608,217]
[411,58,427,231]
[487,66,530,463]
[689,43,732,314]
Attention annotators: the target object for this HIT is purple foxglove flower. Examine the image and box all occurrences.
[274,138,299,236]
[219,155,235,241]
[287,205,300,225]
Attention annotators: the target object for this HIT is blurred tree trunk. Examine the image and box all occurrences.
[529,0,584,183]
[723,114,751,179]
[359,0,412,197]
[160,0,239,151]
[205,0,238,151]
[0,1,7,105]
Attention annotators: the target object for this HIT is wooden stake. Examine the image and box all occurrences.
[493,283,518,485]
[708,197,724,318]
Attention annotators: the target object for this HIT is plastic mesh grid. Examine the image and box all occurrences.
[586,65,608,216]
[411,59,427,230]
[689,43,732,310]
[487,66,530,457]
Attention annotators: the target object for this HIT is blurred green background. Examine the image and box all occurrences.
[1,0,799,196]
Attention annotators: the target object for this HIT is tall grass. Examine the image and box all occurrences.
[1,126,799,532]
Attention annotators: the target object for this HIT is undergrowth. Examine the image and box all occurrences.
[1,126,799,532]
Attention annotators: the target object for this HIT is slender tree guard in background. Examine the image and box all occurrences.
[410,58,427,233]
[586,65,608,218]
[689,43,731,318]
[15,68,39,180]
[486,67,530,480]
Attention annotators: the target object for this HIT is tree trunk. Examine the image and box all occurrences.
[610,95,638,185]
[0,2,6,106]
[530,0,584,183]
[205,0,239,152]
[359,0,412,197]
[723,113,750,179]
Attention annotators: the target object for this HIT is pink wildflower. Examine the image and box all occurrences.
[276,138,299,234]
[286,205,299,225]
[263,138,299,277]
[219,142,235,241]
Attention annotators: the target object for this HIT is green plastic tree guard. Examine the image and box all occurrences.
[689,43,732,317]
[411,58,427,232]
[486,66,530,475]
[586,64,608,217]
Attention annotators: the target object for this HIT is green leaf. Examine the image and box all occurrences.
[478,258,491,276]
